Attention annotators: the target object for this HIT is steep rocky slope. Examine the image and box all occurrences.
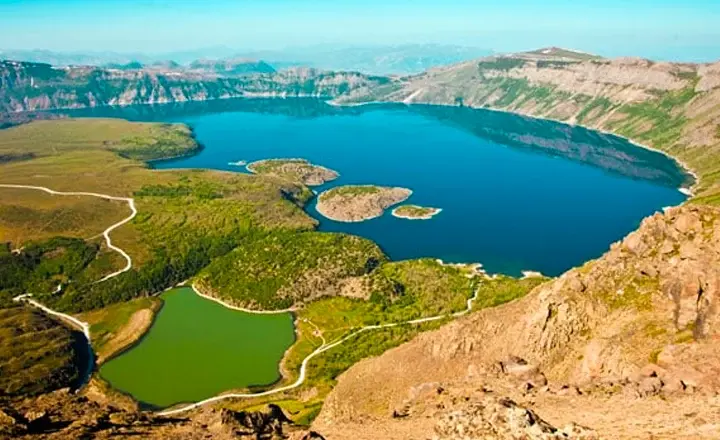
[0,60,390,113]
[340,47,720,200]
[312,205,720,438]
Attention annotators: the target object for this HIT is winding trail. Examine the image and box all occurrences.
[12,291,91,340]
[0,184,137,281]
[158,285,481,417]
[3,184,137,387]
[2,183,481,418]
[13,290,96,389]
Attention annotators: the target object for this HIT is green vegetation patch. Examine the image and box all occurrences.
[575,97,615,124]
[112,123,200,161]
[0,237,98,306]
[319,185,382,200]
[609,86,698,149]
[197,231,387,310]
[79,297,162,362]
[478,58,527,71]
[275,264,542,417]
[472,275,548,309]
[0,307,84,396]
[134,181,224,200]
[0,119,319,313]
[365,259,475,319]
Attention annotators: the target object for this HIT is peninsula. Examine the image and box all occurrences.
[391,204,442,220]
[246,158,339,186]
[316,185,412,222]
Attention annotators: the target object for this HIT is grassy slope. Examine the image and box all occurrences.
[196,231,386,310]
[227,266,546,424]
[78,297,162,363]
[0,307,84,396]
[0,237,98,307]
[0,119,317,312]
[319,185,383,200]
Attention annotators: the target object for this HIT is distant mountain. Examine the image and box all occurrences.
[240,44,493,75]
[150,60,181,70]
[104,61,145,70]
[0,49,150,67]
[188,58,275,75]
[0,46,239,67]
[0,44,491,75]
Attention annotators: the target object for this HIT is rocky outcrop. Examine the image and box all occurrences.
[312,205,720,438]
[316,185,412,222]
[433,395,596,440]
[0,387,320,439]
[247,158,339,186]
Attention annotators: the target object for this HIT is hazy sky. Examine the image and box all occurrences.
[2,0,720,61]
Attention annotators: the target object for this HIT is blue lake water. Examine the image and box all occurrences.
[65,99,689,276]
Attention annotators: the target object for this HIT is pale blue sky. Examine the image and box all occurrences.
[2,0,720,61]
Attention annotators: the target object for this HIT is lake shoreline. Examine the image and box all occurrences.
[100,287,295,409]
[330,98,698,197]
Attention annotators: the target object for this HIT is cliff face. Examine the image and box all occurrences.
[0,60,390,113]
[339,47,720,201]
[313,205,720,439]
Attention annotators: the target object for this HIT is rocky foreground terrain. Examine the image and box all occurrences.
[1,382,324,439]
[311,205,720,438]
[316,185,412,222]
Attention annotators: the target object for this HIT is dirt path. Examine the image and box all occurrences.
[158,286,482,416]
[0,184,137,280]
[2,183,481,418]
[3,184,138,387]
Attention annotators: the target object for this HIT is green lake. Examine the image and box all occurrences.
[99,287,295,408]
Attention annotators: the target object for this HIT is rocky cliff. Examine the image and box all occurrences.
[0,60,390,113]
[309,205,720,438]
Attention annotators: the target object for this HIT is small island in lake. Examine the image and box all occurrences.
[246,158,339,186]
[316,185,412,222]
[392,204,442,220]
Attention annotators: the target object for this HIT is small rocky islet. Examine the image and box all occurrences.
[316,185,412,222]
[246,158,339,186]
[245,159,438,223]
[391,204,442,220]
